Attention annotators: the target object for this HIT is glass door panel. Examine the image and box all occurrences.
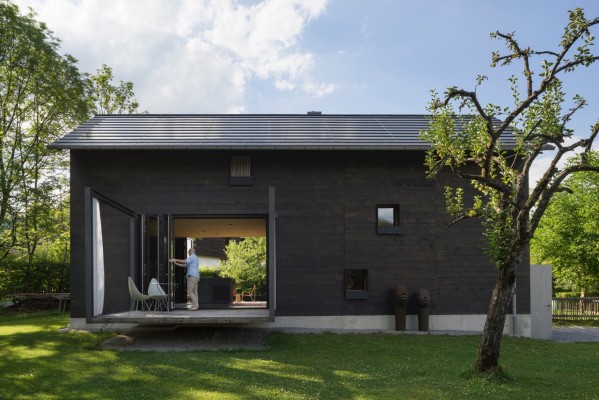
[141,214,159,296]
[160,213,174,310]
[141,213,175,310]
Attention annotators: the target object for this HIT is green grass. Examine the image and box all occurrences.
[1,312,599,399]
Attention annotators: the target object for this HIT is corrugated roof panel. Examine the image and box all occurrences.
[48,114,519,150]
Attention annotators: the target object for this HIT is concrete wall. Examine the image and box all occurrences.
[530,264,553,339]
[71,314,532,336]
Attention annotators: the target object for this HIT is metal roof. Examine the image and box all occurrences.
[48,114,518,150]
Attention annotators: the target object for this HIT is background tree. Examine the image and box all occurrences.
[0,2,142,295]
[531,152,599,297]
[421,8,599,375]
[219,237,267,295]
[0,1,88,267]
[87,64,140,115]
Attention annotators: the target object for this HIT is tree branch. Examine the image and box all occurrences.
[445,210,481,227]
[522,118,544,143]
[454,168,511,195]
[443,89,499,182]
[494,17,599,139]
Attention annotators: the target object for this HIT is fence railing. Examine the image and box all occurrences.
[552,297,599,320]
[1,289,70,311]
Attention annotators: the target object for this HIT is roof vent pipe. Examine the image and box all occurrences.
[307,111,322,115]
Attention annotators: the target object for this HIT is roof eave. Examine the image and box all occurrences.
[47,144,435,151]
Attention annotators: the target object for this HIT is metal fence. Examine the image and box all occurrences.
[552,297,599,320]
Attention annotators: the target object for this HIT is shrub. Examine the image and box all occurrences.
[554,291,599,298]
[199,266,223,278]
[219,237,266,295]
[0,260,69,293]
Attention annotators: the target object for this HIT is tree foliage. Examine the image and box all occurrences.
[421,8,599,374]
[531,152,599,296]
[0,2,142,293]
[219,237,267,295]
[87,64,140,115]
[0,1,88,269]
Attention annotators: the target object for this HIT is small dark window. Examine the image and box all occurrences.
[230,156,253,185]
[345,269,368,299]
[377,204,400,234]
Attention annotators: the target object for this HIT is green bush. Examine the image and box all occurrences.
[554,291,599,298]
[198,266,223,278]
[219,237,266,295]
[0,260,69,293]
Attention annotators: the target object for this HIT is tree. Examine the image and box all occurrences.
[421,8,599,374]
[0,2,142,293]
[219,237,267,295]
[87,64,140,115]
[0,1,88,265]
[531,152,599,296]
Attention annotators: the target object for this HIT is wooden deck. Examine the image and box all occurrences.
[93,306,270,325]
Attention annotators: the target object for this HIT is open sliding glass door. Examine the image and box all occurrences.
[164,214,174,310]
[140,213,173,310]
[140,214,157,296]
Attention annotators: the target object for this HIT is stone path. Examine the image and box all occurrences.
[552,326,599,343]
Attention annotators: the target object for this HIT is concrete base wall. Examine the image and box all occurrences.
[70,318,136,332]
[253,314,532,337]
[72,314,532,337]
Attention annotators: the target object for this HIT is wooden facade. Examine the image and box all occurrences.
[69,148,531,321]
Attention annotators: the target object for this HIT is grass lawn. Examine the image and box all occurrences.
[1,312,598,399]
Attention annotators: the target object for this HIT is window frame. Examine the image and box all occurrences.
[344,269,369,300]
[230,155,254,186]
[376,204,400,234]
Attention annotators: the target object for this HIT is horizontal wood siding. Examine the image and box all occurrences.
[69,150,531,318]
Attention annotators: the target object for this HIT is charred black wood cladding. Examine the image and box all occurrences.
[69,150,530,318]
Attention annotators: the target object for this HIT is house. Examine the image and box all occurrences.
[49,113,539,335]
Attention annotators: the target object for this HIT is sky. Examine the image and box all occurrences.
[11,0,599,182]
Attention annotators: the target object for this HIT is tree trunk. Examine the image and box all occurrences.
[475,262,517,374]
[24,252,35,292]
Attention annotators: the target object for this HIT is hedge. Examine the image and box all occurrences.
[0,260,69,294]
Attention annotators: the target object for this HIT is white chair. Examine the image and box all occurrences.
[128,277,152,312]
[148,278,169,311]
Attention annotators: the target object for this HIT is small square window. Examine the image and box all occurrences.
[345,269,368,299]
[377,204,400,234]
[230,156,253,185]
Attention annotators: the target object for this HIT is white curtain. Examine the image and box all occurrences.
[92,198,105,316]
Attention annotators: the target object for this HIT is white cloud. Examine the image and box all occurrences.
[13,0,333,113]
[529,154,553,187]
[304,81,338,97]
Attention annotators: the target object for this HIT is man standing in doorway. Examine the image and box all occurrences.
[169,247,200,310]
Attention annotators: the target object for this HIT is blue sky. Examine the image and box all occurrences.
[13,0,598,115]
[12,0,599,181]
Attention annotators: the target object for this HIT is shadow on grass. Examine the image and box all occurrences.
[2,313,599,399]
[0,315,367,399]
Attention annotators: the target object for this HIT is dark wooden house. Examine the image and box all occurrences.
[49,114,533,335]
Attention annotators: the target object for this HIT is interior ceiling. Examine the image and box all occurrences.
[174,218,266,238]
